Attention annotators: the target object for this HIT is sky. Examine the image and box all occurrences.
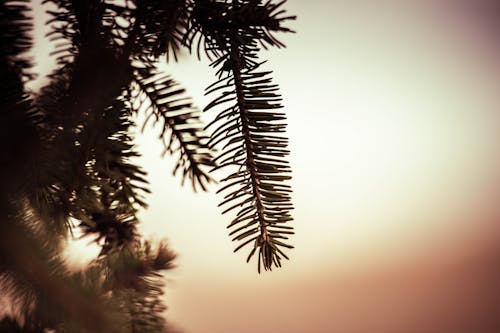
[31,1,500,332]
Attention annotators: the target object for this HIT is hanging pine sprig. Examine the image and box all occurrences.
[188,0,295,272]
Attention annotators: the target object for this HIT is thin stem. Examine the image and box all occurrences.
[229,42,269,243]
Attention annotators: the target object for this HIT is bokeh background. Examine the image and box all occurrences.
[31,1,500,332]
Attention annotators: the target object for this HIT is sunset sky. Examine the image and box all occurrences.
[32,1,500,332]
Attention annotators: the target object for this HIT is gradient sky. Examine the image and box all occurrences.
[32,1,500,332]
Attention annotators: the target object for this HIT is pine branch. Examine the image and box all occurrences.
[131,60,215,191]
[131,0,189,60]
[195,0,295,272]
[97,240,176,333]
[39,2,147,246]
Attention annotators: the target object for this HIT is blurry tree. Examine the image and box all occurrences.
[0,0,295,332]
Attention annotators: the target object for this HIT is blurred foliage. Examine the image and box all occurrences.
[0,0,294,331]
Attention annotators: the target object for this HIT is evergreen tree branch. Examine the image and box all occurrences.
[131,61,215,191]
[193,0,295,271]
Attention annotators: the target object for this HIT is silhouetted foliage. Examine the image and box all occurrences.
[0,0,294,331]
